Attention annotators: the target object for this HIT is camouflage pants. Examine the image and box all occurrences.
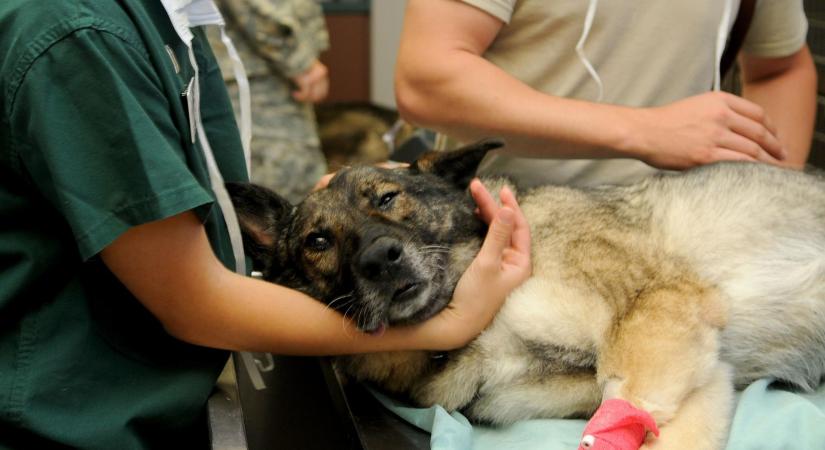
[226,77,327,204]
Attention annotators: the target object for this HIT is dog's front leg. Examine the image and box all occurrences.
[592,285,733,450]
[639,362,734,450]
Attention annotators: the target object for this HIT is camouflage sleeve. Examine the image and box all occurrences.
[219,0,330,78]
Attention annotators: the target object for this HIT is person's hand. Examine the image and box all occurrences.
[313,172,335,191]
[631,91,787,170]
[419,179,531,350]
[291,59,329,103]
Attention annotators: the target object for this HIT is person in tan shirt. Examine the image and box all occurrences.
[396,0,817,187]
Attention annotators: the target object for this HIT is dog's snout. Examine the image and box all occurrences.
[358,236,404,280]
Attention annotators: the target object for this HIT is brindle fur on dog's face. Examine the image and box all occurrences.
[229,139,504,332]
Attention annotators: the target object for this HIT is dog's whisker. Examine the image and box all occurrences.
[326,291,355,310]
[421,245,450,251]
[341,303,355,321]
[355,308,370,332]
[327,299,354,315]
[341,314,354,339]
[340,303,358,338]
[327,298,352,311]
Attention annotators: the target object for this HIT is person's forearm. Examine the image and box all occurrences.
[741,47,818,168]
[103,214,449,355]
[103,188,529,356]
[166,196,528,356]
[396,44,640,159]
[168,268,448,355]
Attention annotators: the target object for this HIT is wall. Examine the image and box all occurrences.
[318,1,371,103]
[370,0,406,108]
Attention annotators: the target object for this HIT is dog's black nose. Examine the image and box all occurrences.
[357,236,403,280]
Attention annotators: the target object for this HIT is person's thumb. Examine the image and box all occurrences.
[478,206,515,263]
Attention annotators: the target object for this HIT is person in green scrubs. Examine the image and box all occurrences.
[0,1,531,448]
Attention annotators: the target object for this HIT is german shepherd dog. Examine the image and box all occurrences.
[228,140,825,450]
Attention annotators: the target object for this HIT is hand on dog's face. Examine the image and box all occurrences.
[228,139,505,332]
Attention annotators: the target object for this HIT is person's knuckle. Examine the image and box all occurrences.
[710,126,725,142]
[710,105,729,123]
[694,147,715,165]
[757,127,769,144]
[753,106,765,122]
[747,141,761,157]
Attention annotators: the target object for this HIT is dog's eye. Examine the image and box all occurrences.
[304,232,332,251]
[378,191,398,209]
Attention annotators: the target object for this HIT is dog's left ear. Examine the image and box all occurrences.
[411,138,504,187]
[226,182,294,273]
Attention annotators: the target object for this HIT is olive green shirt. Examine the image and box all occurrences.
[0,0,247,448]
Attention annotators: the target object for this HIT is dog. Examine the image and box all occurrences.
[228,139,825,449]
[315,101,415,171]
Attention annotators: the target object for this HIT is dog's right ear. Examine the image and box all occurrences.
[410,138,504,188]
[226,182,293,272]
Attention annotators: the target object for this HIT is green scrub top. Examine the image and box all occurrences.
[0,1,248,448]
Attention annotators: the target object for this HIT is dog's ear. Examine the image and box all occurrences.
[410,138,504,187]
[226,182,293,271]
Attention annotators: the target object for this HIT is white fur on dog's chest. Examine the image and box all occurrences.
[483,275,612,354]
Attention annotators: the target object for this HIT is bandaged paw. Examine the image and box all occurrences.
[577,398,660,450]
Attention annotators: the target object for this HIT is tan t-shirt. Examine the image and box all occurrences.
[441,0,808,187]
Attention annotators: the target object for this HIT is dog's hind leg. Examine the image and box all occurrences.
[595,283,730,449]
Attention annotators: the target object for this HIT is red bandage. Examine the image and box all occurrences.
[578,398,660,450]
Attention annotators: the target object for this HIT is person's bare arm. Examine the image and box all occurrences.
[100,181,530,355]
[739,45,817,168]
[396,0,785,169]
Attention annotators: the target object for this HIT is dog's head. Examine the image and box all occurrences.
[228,139,504,333]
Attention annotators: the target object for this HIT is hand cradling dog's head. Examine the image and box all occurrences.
[228,139,505,333]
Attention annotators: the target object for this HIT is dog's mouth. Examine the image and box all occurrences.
[350,280,433,334]
[392,282,421,303]
[351,242,458,332]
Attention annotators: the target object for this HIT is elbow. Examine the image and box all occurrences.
[395,71,433,128]
[162,317,235,351]
[795,45,818,90]
[394,62,456,130]
[151,295,228,350]
[160,315,211,348]
[805,54,818,90]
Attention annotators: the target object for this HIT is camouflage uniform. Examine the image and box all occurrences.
[209,0,329,203]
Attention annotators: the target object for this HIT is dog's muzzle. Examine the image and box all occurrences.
[357,236,404,281]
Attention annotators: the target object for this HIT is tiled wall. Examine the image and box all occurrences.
[806,0,824,167]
